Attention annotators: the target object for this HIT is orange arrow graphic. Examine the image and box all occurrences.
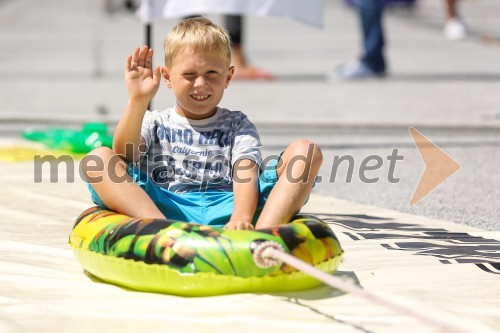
[409,127,461,207]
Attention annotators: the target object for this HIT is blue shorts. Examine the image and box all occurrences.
[88,158,281,228]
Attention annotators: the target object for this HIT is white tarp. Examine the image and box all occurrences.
[138,0,324,27]
[1,153,499,333]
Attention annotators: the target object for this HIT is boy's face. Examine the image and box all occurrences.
[163,45,234,120]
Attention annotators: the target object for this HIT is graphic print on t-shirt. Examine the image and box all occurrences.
[140,108,262,193]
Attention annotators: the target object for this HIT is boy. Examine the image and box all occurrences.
[84,17,322,230]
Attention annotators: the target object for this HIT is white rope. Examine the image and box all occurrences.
[255,242,471,333]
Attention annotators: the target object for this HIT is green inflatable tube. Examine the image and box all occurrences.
[69,207,343,296]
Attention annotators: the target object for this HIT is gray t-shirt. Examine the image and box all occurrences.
[139,107,262,193]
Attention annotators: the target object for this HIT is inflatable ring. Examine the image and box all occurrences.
[69,207,343,296]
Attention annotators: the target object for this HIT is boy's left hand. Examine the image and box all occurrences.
[225,219,254,230]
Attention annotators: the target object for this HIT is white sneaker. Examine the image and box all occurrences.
[329,60,385,80]
[444,18,467,41]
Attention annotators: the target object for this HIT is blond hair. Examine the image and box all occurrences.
[164,17,232,68]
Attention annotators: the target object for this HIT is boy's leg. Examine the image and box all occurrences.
[82,147,166,219]
[255,139,323,229]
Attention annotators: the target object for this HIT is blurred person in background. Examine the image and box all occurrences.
[333,0,387,79]
[225,15,275,80]
[443,0,466,40]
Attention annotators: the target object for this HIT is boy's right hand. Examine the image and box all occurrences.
[125,46,161,104]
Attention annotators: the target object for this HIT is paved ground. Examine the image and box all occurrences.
[0,0,499,230]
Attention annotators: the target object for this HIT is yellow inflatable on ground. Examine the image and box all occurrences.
[69,207,343,296]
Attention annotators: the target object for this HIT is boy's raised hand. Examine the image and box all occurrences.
[125,46,161,103]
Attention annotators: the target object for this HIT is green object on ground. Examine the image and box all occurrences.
[22,122,113,154]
